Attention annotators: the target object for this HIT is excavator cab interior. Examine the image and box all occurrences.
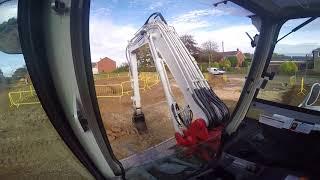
[1,0,320,179]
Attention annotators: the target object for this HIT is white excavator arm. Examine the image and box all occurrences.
[126,13,229,135]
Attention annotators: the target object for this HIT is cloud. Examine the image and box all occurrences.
[170,20,210,34]
[168,8,226,35]
[148,1,164,10]
[89,12,136,65]
[171,9,226,24]
[89,6,258,67]
[216,4,253,17]
[193,25,258,53]
[129,0,148,8]
[90,7,112,17]
[130,0,171,9]
[169,8,257,53]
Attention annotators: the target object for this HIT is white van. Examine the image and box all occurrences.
[207,67,225,75]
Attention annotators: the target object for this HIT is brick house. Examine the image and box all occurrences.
[92,57,116,74]
[222,49,245,67]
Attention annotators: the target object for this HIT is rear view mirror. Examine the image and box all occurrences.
[0,18,22,54]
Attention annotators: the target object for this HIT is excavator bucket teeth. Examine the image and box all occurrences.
[132,112,148,134]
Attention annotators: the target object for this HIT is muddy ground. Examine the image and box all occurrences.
[0,73,245,179]
[96,74,245,159]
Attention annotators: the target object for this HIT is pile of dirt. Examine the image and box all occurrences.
[106,125,137,141]
[281,85,311,106]
[207,74,228,88]
[97,83,173,159]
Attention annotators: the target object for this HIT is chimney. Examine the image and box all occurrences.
[222,41,224,54]
[222,41,225,60]
[237,48,239,52]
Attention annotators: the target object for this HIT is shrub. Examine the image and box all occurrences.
[211,62,220,68]
[139,66,157,72]
[199,63,209,73]
[242,58,251,67]
[219,59,231,71]
[227,56,238,67]
[280,61,298,75]
[112,63,129,73]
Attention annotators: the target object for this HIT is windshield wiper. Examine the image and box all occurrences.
[277,17,317,43]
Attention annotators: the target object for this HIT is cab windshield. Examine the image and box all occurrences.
[257,17,320,111]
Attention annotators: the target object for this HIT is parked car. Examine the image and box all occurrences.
[207,67,225,75]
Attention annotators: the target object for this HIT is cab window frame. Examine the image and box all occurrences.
[17,0,116,179]
[253,16,320,116]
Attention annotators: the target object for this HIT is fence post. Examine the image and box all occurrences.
[29,85,33,96]
[8,93,13,107]
[121,84,124,97]
[223,74,228,82]
[297,77,307,95]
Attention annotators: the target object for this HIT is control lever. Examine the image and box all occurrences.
[263,71,275,80]
[246,32,259,48]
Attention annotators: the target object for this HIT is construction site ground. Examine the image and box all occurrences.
[0,73,244,179]
[1,72,315,178]
[96,73,245,159]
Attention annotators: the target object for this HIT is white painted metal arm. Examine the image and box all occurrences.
[126,13,229,134]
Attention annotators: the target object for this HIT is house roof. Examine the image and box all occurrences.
[92,57,116,68]
[219,49,243,57]
[100,57,116,63]
[222,51,239,57]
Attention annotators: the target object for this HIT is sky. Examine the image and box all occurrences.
[89,0,257,64]
[1,0,320,76]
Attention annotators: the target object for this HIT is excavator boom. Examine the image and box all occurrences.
[126,13,229,135]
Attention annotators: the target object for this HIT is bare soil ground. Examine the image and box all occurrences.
[97,74,245,159]
[0,73,245,179]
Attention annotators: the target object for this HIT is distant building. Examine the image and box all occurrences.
[221,49,245,67]
[91,62,99,74]
[312,48,320,72]
[92,57,117,74]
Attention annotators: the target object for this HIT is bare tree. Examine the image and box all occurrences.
[136,44,153,67]
[201,40,219,65]
[180,34,199,56]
